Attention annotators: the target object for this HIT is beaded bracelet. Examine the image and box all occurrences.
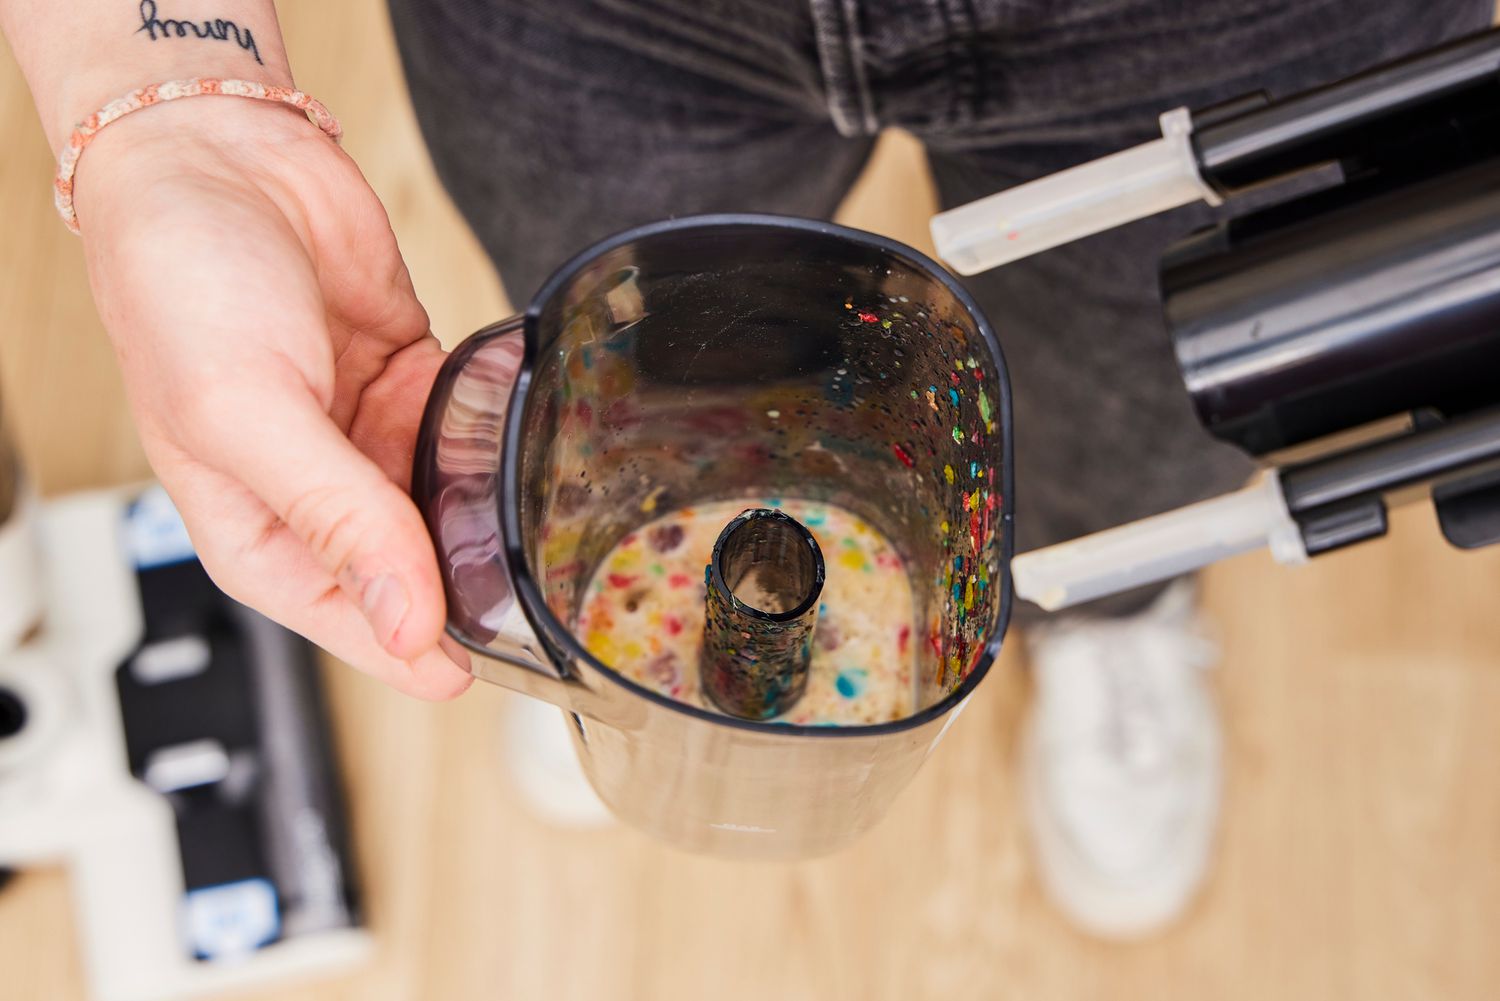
[54,78,342,235]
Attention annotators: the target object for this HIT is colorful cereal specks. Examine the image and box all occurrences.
[891,443,915,467]
[839,549,868,572]
[647,523,685,552]
[952,426,965,444]
[578,498,915,725]
[943,464,955,484]
[835,669,867,699]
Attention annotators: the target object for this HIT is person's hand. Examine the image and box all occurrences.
[73,97,473,699]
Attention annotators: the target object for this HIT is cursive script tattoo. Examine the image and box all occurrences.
[136,0,263,65]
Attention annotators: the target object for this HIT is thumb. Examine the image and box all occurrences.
[193,385,447,660]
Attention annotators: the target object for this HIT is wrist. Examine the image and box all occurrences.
[79,88,316,166]
[70,94,327,239]
[55,66,297,157]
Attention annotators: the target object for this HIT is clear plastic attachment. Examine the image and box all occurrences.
[1011,473,1307,611]
[931,108,1221,275]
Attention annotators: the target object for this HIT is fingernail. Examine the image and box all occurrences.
[362,573,409,650]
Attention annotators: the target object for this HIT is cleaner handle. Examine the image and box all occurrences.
[1011,473,1307,611]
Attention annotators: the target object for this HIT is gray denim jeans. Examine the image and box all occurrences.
[386,0,1491,620]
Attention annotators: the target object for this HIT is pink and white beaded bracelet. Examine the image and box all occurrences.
[54,78,343,235]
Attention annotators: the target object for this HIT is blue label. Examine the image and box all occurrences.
[183,878,281,960]
[124,485,197,569]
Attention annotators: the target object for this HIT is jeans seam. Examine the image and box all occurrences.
[954,0,988,122]
[839,0,879,134]
[931,0,963,131]
[808,0,879,136]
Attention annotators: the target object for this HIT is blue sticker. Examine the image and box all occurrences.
[184,878,280,960]
[125,485,197,569]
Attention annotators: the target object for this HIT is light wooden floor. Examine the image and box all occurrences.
[4,8,1500,1001]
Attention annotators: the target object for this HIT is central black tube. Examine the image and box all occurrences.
[701,509,824,720]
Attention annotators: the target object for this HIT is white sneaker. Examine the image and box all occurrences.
[499,693,615,830]
[1021,580,1221,939]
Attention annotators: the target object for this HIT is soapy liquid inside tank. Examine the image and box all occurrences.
[576,498,917,725]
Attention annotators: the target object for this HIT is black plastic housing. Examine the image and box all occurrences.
[1163,158,1500,457]
[1191,27,1500,196]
